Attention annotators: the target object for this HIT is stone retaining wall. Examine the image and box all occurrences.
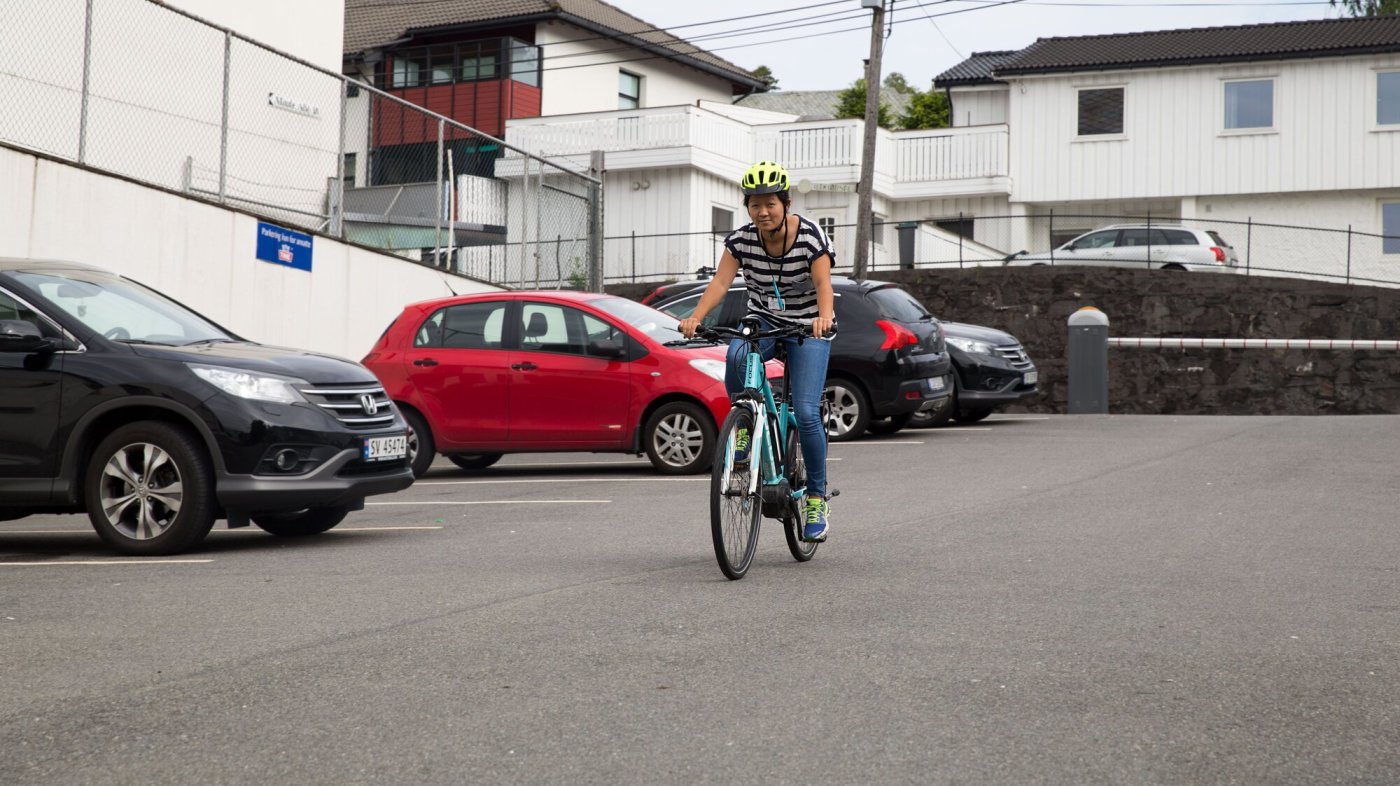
[611,268,1400,415]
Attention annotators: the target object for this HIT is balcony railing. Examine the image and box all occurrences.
[504,106,1009,189]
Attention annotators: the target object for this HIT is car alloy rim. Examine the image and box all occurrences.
[824,385,859,436]
[653,411,704,467]
[99,442,183,540]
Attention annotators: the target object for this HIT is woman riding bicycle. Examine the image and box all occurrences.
[678,160,836,542]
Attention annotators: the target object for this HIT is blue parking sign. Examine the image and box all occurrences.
[256,222,313,272]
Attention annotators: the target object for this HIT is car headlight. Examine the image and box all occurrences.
[189,364,308,404]
[946,337,997,356]
[689,358,727,382]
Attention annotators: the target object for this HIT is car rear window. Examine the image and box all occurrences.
[1206,230,1231,248]
[867,286,929,321]
[1162,229,1196,245]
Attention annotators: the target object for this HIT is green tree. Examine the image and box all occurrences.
[883,72,915,95]
[896,88,950,130]
[1329,0,1400,13]
[835,78,893,129]
[752,65,780,90]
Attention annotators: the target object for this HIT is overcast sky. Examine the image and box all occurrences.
[603,0,1345,91]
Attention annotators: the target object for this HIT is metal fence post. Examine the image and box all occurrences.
[219,31,231,202]
[632,230,637,283]
[1246,217,1252,276]
[1068,306,1110,414]
[434,119,444,268]
[1347,225,1353,284]
[588,150,605,293]
[1049,209,1056,265]
[78,0,94,164]
[333,77,348,237]
[958,211,965,268]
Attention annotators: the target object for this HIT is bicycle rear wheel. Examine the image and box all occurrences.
[781,425,818,562]
[711,407,762,580]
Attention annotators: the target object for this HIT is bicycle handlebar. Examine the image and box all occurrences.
[693,320,838,343]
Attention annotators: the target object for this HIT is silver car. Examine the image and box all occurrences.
[1005,224,1240,272]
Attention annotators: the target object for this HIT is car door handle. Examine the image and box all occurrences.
[511,361,538,371]
[413,358,439,367]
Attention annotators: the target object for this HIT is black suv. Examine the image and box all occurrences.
[0,259,415,555]
[912,321,1038,427]
[643,276,953,440]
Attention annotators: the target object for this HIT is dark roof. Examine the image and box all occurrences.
[344,0,764,90]
[933,51,1018,88]
[997,15,1400,76]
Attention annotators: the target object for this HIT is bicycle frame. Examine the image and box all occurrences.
[719,333,805,509]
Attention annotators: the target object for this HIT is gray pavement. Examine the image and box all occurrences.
[2,415,1399,784]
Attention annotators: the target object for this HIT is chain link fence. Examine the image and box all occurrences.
[601,214,1400,288]
[0,0,600,289]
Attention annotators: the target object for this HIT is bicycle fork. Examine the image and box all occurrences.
[720,398,767,497]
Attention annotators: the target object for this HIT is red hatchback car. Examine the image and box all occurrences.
[364,291,760,476]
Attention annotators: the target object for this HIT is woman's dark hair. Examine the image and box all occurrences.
[743,190,791,207]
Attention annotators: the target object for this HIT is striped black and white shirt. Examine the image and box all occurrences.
[724,215,835,323]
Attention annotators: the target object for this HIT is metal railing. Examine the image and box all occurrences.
[0,0,602,289]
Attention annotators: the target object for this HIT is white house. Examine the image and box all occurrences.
[499,15,1400,284]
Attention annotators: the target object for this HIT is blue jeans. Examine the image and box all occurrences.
[725,327,831,498]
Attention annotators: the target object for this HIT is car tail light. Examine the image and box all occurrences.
[1211,246,1225,263]
[877,319,918,350]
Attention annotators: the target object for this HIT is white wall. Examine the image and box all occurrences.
[0,146,497,360]
[536,22,736,116]
[949,86,1009,127]
[164,0,345,72]
[1009,53,1400,204]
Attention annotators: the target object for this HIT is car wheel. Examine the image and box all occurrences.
[251,505,351,537]
[85,421,216,556]
[402,408,436,478]
[1161,263,1187,271]
[954,407,993,423]
[644,401,714,475]
[865,412,913,436]
[823,379,870,442]
[448,453,503,471]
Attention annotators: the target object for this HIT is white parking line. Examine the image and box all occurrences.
[987,417,1050,422]
[332,526,445,531]
[367,500,611,506]
[491,460,650,469]
[832,440,925,445]
[0,559,213,567]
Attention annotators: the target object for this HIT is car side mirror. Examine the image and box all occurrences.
[0,319,56,354]
[589,338,627,359]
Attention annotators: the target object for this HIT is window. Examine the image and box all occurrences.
[342,152,357,188]
[417,301,507,349]
[1384,203,1400,255]
[817,216,837,243]
[519,303,625,357]
[619,71,642,109]
[935,217,974,240]
[510,39,540,87]
[1224,79,1274,130]
[1077,87,1124,136]
[391,55,422,88]
[1067,230,1118,250]
[428,46,455,85]
[1379,71,1400,126]
[711,206,733,236]
[462,46,500,82]
[1161,229,1197,245]
[872,214,887,247]
[0,289,60,339]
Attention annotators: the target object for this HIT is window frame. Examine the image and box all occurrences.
[618,70,642,110]
[1382,201,1400,256]
[1376,68,1400,131]
[1074,85,1126,140]
[1221,77,1276,135]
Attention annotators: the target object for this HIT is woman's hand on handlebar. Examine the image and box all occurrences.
[812,316,836,338]
[678,317,702,338]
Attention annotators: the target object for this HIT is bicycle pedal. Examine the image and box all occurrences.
[827,488,841,498]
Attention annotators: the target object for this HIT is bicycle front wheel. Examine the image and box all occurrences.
[711,407,762,580]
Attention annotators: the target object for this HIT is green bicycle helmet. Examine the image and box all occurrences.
[740,160,789,195]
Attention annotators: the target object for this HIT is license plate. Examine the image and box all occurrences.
[926,376,947,392]
[363,435,407,462]
[1024,371,1038,385]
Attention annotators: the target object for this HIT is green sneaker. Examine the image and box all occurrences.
[732,427,750,466]
[802,496,829,542]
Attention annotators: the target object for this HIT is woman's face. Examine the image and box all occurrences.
[746,194,786,232]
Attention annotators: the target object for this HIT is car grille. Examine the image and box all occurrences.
[996,344,1034,370]
[300,383,396,429]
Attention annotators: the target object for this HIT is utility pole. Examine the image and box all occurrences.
[853,0,886,279]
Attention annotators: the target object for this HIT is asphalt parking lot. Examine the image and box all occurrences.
[3,414,1399,784]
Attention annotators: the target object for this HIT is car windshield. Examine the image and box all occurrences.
[589,296,684,343]
[868,286,931,322]
[12,270,234,345]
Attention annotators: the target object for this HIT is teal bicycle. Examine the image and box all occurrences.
[697,317,836,580]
